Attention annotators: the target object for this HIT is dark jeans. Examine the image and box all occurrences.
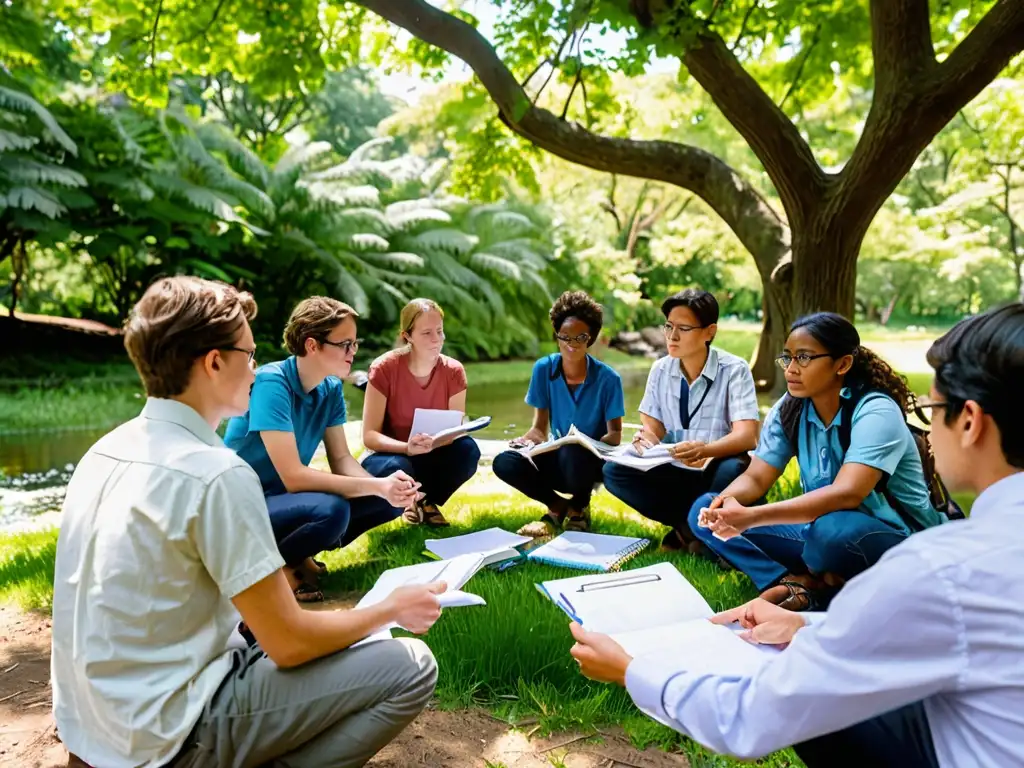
[602,455,750,529]
[492,444,605,509]
[795,701,939,768]
[687,492,909,590]
[360,436,481,507]
[264,491,401,565]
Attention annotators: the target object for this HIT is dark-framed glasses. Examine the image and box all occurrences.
[221,346,257,367]
[322,338,362,354]
[916,397,949,411]
[555,332,591,345]
[775,352,832,370]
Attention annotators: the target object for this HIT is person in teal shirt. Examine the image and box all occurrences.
[689,312,945,610]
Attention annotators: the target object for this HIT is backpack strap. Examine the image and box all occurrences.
[778,394,804,455]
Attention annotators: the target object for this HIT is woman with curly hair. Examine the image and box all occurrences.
[692,312,946,610]
[493,290,625,535]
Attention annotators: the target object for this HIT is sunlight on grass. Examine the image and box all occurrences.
[0,527,58,611]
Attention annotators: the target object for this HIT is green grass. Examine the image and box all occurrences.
[0,481,802,766]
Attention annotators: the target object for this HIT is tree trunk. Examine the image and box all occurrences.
[789,212,866,321]
[9,239,26,318]
[750,260,793,396]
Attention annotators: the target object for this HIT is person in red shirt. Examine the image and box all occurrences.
[361,299,482,526]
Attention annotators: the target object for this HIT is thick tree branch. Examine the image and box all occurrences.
[350,0,791,276]
[682,29,827,226]
[841,0,1024,228]
[869,0,935,102]
[926,0,1024,119]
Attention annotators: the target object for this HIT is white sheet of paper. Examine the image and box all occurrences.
[426,528,532,560]
[539,562,713,635]
[611,618,780,669]
[410,408,464,437]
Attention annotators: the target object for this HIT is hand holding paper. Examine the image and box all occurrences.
[383,581,447,634]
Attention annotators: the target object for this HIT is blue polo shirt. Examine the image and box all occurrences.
[224,356,347,496]
[755,389,943,531]
[525,353,625,440]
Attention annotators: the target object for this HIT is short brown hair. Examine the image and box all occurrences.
[283,296,358,356]
[124,276,257,398]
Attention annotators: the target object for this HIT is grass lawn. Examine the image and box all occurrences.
[0,469,809,767]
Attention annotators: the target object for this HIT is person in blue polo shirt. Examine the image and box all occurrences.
[689,312,945,610]
[225,297,421,603]
[493,291,625,536]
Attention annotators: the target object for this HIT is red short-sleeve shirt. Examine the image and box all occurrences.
[367,351,468,442]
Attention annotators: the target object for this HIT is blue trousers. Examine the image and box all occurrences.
[360,436,481,507]
[265,491,400,566]
[687,492,909,591]
[602,456,749,529]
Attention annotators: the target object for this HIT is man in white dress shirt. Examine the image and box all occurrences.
[51,276,444,768]
[568,303,1024,767]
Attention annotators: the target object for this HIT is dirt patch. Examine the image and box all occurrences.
[0,604,689,768]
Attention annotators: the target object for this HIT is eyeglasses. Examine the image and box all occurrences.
[321,338,362,355]
[663,323,705,339]
[916,397,949,411]
[221,346,257,369]
[555,333,591,345]
[775,352,833,370]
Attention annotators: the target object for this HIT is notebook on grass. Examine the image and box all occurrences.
[527,530,649,572]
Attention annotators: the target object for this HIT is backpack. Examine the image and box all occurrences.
[779,391,965,531]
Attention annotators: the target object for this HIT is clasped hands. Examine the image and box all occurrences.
[696,494,761,540]
[569,598,807,685]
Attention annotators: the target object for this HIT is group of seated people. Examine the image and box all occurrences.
[50,275,1023,768]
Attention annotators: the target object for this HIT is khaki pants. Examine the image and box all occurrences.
[171,637,437,768]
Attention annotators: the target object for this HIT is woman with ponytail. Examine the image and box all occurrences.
[690,312,945,610]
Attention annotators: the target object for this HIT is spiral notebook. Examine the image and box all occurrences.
[527,531,650,572]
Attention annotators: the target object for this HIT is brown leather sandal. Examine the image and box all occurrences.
[402,501,450,527]
[563,505,592,532]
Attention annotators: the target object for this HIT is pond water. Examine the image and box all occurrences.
[0,374,652,489]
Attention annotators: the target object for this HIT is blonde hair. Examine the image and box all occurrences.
[396,298,444,349]
[284,296,358,356]
[124,276,256,398]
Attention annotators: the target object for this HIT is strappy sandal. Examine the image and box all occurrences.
[762,579,830,612]
[402,501,450,527]
[563,506,592,532]
[517,512,562,538]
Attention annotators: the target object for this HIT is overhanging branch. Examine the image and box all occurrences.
[349,0,791,273]
[869,0,935,101]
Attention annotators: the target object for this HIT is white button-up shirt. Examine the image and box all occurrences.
[638,347,760,458]
[51,398,285,768]
[625,472,1024,765]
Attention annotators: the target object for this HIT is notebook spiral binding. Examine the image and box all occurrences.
[531,538,651,572]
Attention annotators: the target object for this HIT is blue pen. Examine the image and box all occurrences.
[559,592,584,625]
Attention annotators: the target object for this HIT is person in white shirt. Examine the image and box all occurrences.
[51,276,445,768]
[566,302,1024,767]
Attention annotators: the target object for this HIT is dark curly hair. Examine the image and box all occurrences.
[549,290,603,347]
[780,312,917,438]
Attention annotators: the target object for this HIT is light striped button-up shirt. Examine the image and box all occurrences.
[638,347,760,447]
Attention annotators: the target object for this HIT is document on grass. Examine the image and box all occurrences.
[426,527,532,563]
[537,562,779,667]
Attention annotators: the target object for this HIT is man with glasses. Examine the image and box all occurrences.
[602,289,760,552]
[225,296,421,603]
[53,278,443,768]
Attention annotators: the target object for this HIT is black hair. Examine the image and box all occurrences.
[661,289,719,327]
[549,290,603,347]
[927,303,1024,468]
[780,312,917,440]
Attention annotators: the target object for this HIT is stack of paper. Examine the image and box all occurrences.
[426,527,532,569]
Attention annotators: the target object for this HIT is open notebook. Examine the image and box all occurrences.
[527,531,650,572]
[536,561,782,664]
[520,425,709,472]
[410,409,491,441]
